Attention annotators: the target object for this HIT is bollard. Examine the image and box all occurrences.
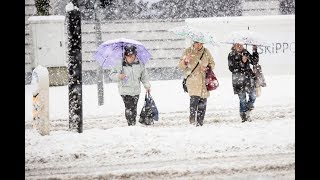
[31,65,50,136]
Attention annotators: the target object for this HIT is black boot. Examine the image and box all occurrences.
[245,111,252,122]
[196,98,207,127]
[196,117,204,126]
[247,101,254,111]
[240,112,247,123]
[189,116,196,125]
[128,118,136,126]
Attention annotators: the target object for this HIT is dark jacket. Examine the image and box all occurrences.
[228,49,259,94]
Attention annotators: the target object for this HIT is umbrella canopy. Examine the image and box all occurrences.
[93,38,152,69]
[222,30,271,47]
[169,26,219,46]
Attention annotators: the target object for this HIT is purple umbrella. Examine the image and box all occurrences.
[93,38,152,69]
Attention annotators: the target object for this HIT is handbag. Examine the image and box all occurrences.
[253,64,266,87]
[253,63,266,97]
[182,78,188,92]
[182,50,205,93]
[139,92,159,125]
[205,66,219,91]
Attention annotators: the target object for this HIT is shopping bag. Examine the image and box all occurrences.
[139,92,159,125]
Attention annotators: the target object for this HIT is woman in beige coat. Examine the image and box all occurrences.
[178,41,215,126]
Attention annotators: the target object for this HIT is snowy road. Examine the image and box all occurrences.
[25,76,295,179]
[25,104,294,179]
[26,152,294,179]
[25,103,294,131]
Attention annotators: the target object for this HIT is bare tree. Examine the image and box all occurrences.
[35,0,51,15]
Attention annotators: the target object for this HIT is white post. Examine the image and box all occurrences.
[31,65,50,136]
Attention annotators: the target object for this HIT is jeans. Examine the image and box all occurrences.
[237,90,256,113]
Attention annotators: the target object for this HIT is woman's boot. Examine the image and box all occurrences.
[240,112,247,122]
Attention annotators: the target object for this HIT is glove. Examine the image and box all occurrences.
[252,45,257,52]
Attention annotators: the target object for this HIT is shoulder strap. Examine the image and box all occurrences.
[186,49,205,79]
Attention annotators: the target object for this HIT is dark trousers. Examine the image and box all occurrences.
[190,96,207,125]
[121,95,139,126]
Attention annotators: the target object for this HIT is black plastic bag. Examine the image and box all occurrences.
[139,92,159,125]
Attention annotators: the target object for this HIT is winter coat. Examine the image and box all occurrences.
[228,49,259,94]
[178,46,215,98]
[109,58,151,96]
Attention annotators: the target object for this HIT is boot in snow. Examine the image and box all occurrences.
[245,111,252,122]
[240,112,247,123]
[189,116,196,125]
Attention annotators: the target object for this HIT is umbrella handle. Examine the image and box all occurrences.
[121,45,125,64]
[122,45,124,58]
[121,45,125,73]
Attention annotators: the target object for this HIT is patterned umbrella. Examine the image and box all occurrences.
[222,30,271,47]
[169,26,219,46]
[93,38,152,69]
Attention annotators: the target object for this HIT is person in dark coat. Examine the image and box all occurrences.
[228,43,259,122]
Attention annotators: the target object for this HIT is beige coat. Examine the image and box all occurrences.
[178,46,215,98]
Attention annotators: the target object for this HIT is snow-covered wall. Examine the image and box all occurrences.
[185,15,295,77]
[25,14,294,83]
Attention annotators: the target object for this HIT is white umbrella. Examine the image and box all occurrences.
[169,26,219,46]
[222,30,271,47]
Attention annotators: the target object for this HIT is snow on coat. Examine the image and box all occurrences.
[109,58,151,96]
[228,49,259,94]
[178,46,215,98]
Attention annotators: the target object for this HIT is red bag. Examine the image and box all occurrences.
[205,66,219,91]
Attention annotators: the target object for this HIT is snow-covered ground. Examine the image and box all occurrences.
[25,75,295,179]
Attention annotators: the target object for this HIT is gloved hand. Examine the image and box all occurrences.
[252,45,257,52]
